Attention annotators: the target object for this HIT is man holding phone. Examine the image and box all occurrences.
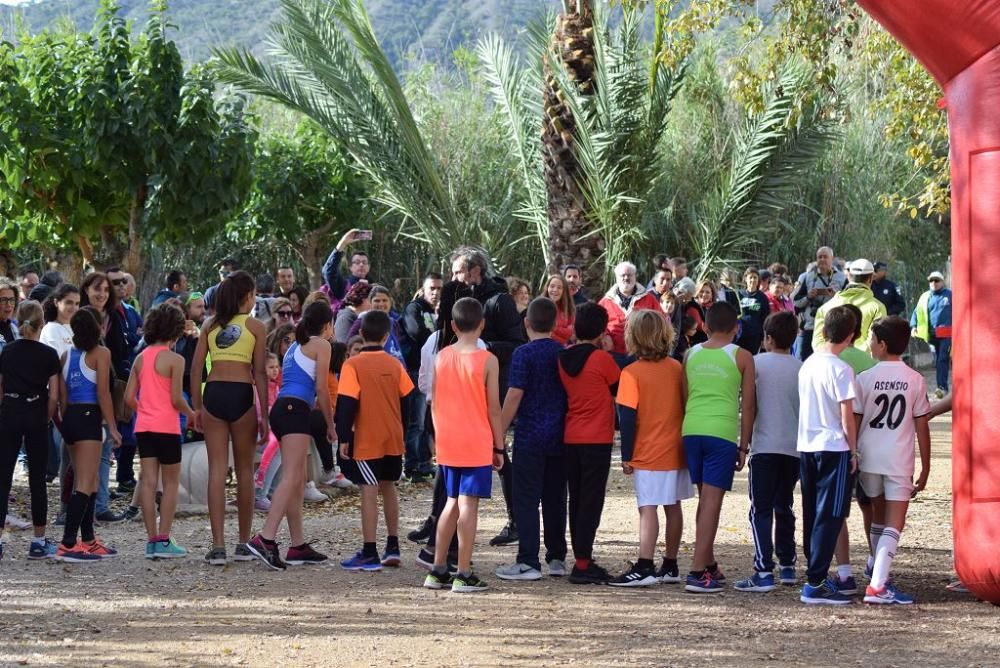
[792,246,847,361]
[322,228,375,302]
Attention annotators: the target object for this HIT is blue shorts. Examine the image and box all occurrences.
[441,464,493,499]
[683,435,738,491]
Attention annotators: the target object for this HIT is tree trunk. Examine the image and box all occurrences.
[125,185,146,277]
[542,2,605,296]
[295,219,336,290]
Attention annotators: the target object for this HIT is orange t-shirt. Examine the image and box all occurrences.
[326,371,339,412]
[337,351,413,460]
[615,357,686,471]
[432,347,494,467]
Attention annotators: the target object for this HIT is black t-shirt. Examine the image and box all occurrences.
[0,338,61,398]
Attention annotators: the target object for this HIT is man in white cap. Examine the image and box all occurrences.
[811,259,887,353]
[911,271,952,397]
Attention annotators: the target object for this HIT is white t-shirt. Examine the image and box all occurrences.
[797,352,857,453]
[752,352,802,457]
[417,330,487,402]
[854,361,930,476]
[40,322,75,361]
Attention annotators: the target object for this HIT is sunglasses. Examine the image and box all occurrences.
[930,278,943,283]
[276,310,293,317]
[110,278,128,287]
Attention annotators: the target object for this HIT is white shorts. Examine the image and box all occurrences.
[859,472,913,502]
[633,468,694,508]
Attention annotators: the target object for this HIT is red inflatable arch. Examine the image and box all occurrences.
[858,0,1000,604]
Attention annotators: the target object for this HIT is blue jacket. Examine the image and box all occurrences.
[910,287,952,339]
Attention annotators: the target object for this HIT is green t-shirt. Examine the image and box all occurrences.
[682,343,741,443]
[839,346,876,375]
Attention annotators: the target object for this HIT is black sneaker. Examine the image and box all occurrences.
[285,542,329,566]
[415,548,435,569]
[122,505,141,522]
[608,563,659,588]
[116,480,136,494]
[656,558,681,584]
[245,533,287,571]
[568,562,611,585]
[407,516,434,544]
[489,522,519,547]
[96,510,125,524]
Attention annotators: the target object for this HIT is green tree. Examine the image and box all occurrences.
[232,119,368,289]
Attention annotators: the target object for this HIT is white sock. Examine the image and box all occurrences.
[837,563,852,581]
[871,527,900,590]
[31,536,46,547]
[868,523,884,562]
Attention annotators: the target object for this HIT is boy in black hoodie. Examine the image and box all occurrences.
[557,303,621,584]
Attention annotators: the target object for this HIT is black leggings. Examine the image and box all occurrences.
[0,402,49,527]
[308,409,336,471]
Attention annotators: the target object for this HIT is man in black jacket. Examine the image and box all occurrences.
[871,261,906,316]
[401,272,443,481]
[450,246,527,546]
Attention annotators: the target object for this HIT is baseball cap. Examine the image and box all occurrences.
[873,261,887,271]
[846,259,874,275]
[927,271,945,281]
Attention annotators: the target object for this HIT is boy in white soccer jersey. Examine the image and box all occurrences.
[855,316,931,605]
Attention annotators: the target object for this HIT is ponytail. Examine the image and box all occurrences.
[295,301,334,345]
[16,300,43,337]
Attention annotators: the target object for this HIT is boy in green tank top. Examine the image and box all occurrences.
[681,302,756,594]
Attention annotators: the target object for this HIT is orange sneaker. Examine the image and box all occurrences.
[83,537,118,559]
[55,542,102,563]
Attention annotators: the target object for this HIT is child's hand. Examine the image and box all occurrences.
[849,453,858,475]
[492,452,504,471]
[735,449,746,472]
[622,462,634,475]
[327,427,338,446]
[257,421,269,446]
[912,469,929,495]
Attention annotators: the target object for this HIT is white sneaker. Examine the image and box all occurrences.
[303,481,328,503]
[321,467,354,488]
[547,559,567,577]
[5,514,31,530]
[495,562,543,581]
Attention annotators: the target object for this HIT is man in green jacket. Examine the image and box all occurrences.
[911,270,952,397]
[812,259,887,353]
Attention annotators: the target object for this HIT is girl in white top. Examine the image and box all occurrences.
[40,284,81,359]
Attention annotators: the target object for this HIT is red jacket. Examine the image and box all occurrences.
[598,287,661,354]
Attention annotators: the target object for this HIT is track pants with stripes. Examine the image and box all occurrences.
[748,453,799,573]
[799,451,852,586]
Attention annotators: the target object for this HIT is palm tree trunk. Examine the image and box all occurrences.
[543,1,604,294]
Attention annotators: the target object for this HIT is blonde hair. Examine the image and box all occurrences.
[545,274,575,320]
[625,310,674,361]
[304,290,331,308]
[16,300,43,337]
[696,280,717,304]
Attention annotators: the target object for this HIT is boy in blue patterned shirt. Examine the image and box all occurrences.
[495,298,569,580]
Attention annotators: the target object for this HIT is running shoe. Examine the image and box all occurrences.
[407,516,434,544]
[834,576,858,596]
[95,510,125,524]
[55,542,102,563]
[303,481,328,504]
[285,542,329,566]
[864,582,915,605]
[254,496,271,512]
[495,562,542,581]
[340,551,383,571]
[204,546,228,566]
[656,558,681,584]
[245,534,286,571]
[779,565,797,585]
[27,539,58,560]
[116,480,136,494]
[609,563,659,588]
[946,580,970,594]
[489,522,519,547]
[800,578,853,605]
[423,570,454,590]
[154,538,188,559]
[234,543,256,562]
[415,548,435,569]
[381,545,402,567]
[685,569,723,594]
[145,541,157,559]
[864,561,874,580]
[568,562,611,585]
[734,572,776,593]
[5,513,31,530]
[325,468,354,489]
[707,562,726,583]
[451,572,489,593]
[84,537,118,558]
[547,559,567,577]
[122,505,141,522]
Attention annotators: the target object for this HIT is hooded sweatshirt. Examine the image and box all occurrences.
[598,285,660,355]
[558,343,621,445]
[811,282,887,353]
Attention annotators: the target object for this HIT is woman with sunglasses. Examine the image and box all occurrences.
[268,298,294,333]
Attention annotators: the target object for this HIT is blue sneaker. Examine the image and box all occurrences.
[341,550,383,571]
[834,576,858,596]
[28,539,58,560]
[779,566,797,585]
[684,569,723,594]
[381,546,401,567]
[145,541,156,559]
[734,572,776,592]
[864,582,915,605]
[800,578,853,605]
[154,538,188,559]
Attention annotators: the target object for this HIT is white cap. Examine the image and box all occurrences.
[846,258,874,275]
[927,271,945,281]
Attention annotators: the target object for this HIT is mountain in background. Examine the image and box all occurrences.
[0,0,561,67]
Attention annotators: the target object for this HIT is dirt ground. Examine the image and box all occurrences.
[2,411,999,668]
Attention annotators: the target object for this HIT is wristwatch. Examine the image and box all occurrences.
[493,447,506,455]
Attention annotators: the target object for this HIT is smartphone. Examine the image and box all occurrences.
[356,230,373,241]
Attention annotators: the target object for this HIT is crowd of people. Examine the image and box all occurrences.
[0,231,955,605]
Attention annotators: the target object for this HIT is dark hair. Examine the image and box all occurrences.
[343,281,372,308]
[452,297,483,333]
[144,303,186,345]
[166,270,185,290]
[221,257,239,270]
[80,271,118,314]
[329,341,348,374]
[42,283,79,323]
[277,264,294,273]
[267,323,295,357]
[871,316,910,355]
[682,315,697,332]
[526,297,557,333]
[288,285,309,312]
[71,307,102,352]
[652,253,669,269]
[17,268,39,280]
[670,257,687,267]
[40,271,63,287]
[574,302,609,341]
[105,266,122,275]
[823,305,856,345]
[253,273,273,295]
[350,250,369,261]
[436,280,474,351]
[841,303,864,343]
[212,270,255,329]
[360,309,391,343]
[562,263,581,275]
[768,262,788,276]
[295,301,333,345]
[763,311,798,350]
[705,301,739,334]
[449,246,492,279]
[743,266,760,279]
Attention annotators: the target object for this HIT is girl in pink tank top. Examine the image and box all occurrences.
[124,304,196,559]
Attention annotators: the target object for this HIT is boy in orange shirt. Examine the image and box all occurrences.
[336,311,414,571]
[423,298,505,592]
[610,310,693,587]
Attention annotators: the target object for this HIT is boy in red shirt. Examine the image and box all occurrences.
[558,303,621,584]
